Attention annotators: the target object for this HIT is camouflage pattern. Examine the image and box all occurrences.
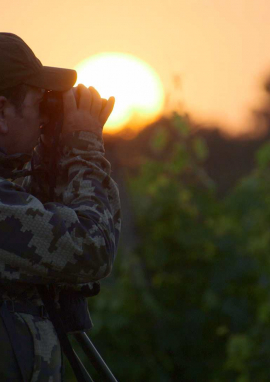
[0,130,121,380]
[0,312,62,381]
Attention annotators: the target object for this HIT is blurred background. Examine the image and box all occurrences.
[4,0,270,380]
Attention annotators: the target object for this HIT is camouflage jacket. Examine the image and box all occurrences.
[0,130,121,306]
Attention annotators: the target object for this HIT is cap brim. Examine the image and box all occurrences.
[23,66,77,92]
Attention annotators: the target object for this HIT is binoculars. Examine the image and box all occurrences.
[39,86,107,135]
[39,89,69,130]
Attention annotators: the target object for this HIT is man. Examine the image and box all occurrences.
[0,33,121,381]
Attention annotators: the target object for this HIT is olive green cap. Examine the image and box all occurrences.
[0,33,77,91]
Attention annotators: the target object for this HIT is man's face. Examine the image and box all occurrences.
[0,86,46,154]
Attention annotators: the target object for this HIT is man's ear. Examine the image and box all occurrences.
[0,96,8,134]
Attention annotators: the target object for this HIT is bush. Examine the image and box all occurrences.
[68,113,270,381]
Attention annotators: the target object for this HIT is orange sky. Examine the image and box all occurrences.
[2,0,270,135]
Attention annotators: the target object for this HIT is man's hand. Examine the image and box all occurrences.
[62,84,115,136]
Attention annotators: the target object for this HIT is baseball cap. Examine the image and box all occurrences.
[0,33,77,92]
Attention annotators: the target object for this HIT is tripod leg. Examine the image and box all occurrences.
[74,332,118,382]
[73,348,94,382]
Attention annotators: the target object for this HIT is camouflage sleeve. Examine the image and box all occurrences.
[0,131,121,285]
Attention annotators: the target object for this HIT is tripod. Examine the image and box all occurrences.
[72,332,118,382]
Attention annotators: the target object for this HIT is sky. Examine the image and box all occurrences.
[2,0,270,135]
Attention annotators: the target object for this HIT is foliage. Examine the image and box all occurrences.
[67,113,270,381]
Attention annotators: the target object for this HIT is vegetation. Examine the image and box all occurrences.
[66,112,270,381]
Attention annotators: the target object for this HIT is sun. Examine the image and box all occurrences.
[74,53,165,134]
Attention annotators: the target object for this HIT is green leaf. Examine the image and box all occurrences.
[172,112,190,137]
[150,126,169,152]
[192,137,208,161]
[256,141,270,168]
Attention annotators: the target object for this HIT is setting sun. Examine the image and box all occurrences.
[74,53,164,134]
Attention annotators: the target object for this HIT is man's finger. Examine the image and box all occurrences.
[101,98,107,111]
[78,84,92,111]
[89,86,102,117]
[100,97,115,125]
[62,89,77,115]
